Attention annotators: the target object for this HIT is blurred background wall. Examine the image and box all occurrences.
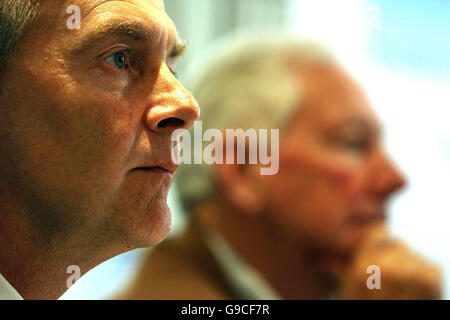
[61,0,450,299]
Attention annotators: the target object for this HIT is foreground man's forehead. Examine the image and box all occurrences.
[79,0,172,34]
[51,0,180,55]
[79,0,165,12]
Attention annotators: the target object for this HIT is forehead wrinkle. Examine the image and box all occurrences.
[147,0,165,10]
[81,0,165,19]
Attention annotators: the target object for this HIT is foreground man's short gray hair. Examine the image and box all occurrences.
[0,0,41,79]
[175,30,337,209]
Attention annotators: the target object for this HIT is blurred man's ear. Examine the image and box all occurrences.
[214,162,265,215]
[213,142,265,216]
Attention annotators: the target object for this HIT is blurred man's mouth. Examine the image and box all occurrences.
[344,209,387,253]
[350,209,386,225]
[309,249,352,275]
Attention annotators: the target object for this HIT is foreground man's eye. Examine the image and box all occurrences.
[168,65,178,78]
[105,51,129,70]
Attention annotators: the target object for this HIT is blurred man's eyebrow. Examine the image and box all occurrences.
[335,118,370,132]
[335,117,381,136]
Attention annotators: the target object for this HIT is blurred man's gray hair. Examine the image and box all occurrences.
[176,30,336,209]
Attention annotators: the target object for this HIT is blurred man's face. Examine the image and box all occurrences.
[0,0,199,247]
[261,63,405,260]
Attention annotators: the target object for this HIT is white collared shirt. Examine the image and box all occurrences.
[204,231,281,300]
[0,273,23,300]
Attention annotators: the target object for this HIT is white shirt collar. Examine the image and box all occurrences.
[0,273,23,300]
[204,230,281,300]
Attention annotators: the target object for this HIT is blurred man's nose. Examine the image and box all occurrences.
[369,149,407,199]
[144,64,199,133]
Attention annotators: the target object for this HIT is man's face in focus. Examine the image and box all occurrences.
[260,63,405,262]
[0,0,199,248]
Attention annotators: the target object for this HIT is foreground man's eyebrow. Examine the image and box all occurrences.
[71,20,152,53]
[71,20,187,60]
[169,38,187,59]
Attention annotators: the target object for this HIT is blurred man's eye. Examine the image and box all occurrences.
[340,137,369,153]
[327,135,370,154]
[330,136,370,154]
[105,51,130,70]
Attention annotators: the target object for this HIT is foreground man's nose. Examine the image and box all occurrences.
[145,65,200,133]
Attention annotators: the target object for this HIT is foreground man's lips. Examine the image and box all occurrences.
[132,160,178,175]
